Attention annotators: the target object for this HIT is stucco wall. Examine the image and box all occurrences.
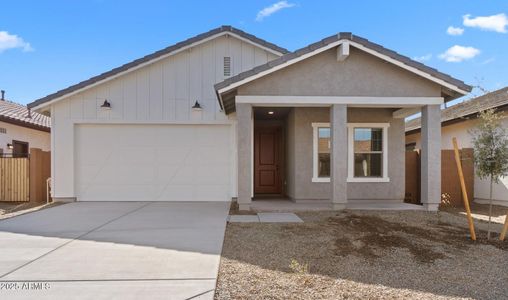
[49,35,279,199]
[238,47,442,98]
[405,113,508,206]
[285,108,296,198]
[287,107,405,201]
[0,121,50,154]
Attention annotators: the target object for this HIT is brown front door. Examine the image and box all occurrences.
[254,124,283,195]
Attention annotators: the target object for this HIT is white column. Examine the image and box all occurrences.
[421,104,441,211]
[236,103,253,211]
[330,104,348,210]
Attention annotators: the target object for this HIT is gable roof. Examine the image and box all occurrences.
[28,25,288,110]
[215,32,472,110]
[0,99,51,132]
[405,86,508,134]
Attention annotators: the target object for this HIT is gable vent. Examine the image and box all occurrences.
[0,128,6,134]
[223,57,231,77]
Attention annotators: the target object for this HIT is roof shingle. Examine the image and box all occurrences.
[405,86,508,133]
[0,99,51,131]
[215,32,472,94]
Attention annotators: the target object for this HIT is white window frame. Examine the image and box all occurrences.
[312,123,331,182]
[311,122,390,183]
[347,123,390,182]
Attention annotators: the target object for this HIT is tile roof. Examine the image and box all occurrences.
[215,32,471,95]
[0,99,51,131]
[28,25,288,110]
[405,86,508,133]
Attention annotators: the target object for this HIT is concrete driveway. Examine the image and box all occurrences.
[0,201,229,300]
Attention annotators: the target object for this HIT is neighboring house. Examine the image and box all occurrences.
[0,91,51,156]
[28,26,471,211]
[406,87,508,207]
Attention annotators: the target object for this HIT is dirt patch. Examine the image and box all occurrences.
[228,201,257,215]
[215,210,508,300]
[328,214,508,263]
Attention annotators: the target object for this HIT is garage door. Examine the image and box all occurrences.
[75,124,232,201]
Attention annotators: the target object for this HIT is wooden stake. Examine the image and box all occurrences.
[500,212,508,241]
[452,138,476,241]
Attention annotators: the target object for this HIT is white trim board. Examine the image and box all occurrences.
[312,122,331,182]
[72,119,237,125]
[31,31,285,111]
[347,123,390,182]
[218,39,469,96]
[236,95,444,106]
[219,40,345,94]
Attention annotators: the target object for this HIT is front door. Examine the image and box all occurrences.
[254,124,283,195]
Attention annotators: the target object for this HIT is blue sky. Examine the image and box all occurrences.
[1,0,507,105]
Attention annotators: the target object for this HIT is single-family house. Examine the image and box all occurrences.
[406,87,508,207]
[0,90,51,156]
[28,26,471,211]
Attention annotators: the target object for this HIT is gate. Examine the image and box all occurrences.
[0,154,30,202]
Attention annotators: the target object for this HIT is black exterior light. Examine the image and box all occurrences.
[7,143,13,149]
[100,99,111,110]
[192,100,203,111]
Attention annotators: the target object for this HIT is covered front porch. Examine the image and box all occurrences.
[236,99,442,211]
[214,34,470,212]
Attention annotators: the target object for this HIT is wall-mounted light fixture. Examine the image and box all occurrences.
[7,143,13,149]
[268,111,274,115]
[100,100,111,110]
[192,100,202,111]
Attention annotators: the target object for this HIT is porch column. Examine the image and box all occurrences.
[237,103,253,210]
[421,104,441,211]
[330,104,348,210]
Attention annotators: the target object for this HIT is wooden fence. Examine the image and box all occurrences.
[0,148,50,202]
[0,156,29,202]
[29,149,51,202]
[405,148,474,207]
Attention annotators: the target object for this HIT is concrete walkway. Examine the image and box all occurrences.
[0,201,229,300]
[228,213,304,223]
[250,199,426,212]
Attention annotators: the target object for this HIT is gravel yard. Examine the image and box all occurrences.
[215,205,508,299]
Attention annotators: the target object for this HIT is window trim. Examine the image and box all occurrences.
[311,122,390,183]
[347,123,390,182]
[312,123,331,182]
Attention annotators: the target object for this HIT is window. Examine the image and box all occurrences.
[312,123,331,182]
[12,140,29,158]
[347,123,389,182]
[312,122,389,183]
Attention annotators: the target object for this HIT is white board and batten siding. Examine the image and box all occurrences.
[51,34,279,201]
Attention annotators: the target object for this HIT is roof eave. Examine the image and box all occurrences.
[0,116,51,132]
[28,25,288,111]
[215,33,472,100]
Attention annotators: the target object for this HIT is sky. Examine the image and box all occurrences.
[0,0,507,105]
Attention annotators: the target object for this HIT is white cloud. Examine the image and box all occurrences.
[0,31,33,53]
[447,26,464,36]
[439,45,480,62]
[256,1,295,22]
[480,57,495,65]
[463,13,508,33]
[413,54,432,62]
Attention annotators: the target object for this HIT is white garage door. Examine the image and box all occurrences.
[75,124,232,202]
